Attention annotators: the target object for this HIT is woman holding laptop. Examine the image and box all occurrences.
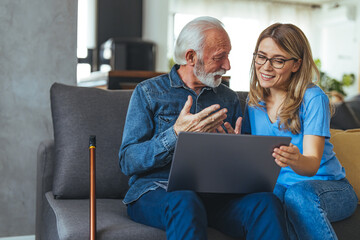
[247,23,358,239]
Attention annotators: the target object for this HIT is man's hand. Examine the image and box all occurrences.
[216,116,242,134]
[173,96,228,135]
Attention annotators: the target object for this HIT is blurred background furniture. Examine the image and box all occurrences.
[78,70,230,90]
[99,38,156,72]
[77,70,165,90]
[107,70,166,90]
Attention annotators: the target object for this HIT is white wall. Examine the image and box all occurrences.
[142,0,170,72]
[319,1,360,98]
[0,0,77,237]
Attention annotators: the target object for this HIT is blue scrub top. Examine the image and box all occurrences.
[248,85,345,187]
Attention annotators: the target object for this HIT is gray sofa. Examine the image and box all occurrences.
[330,99,360,130]
[36,82,359,240]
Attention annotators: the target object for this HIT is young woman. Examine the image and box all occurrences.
[247,23,358,239]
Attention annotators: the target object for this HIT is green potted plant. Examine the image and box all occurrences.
[315,59,355,100]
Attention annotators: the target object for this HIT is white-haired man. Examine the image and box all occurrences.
[119,16,288,240]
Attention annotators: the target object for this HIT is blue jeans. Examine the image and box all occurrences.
[274,178,358,240]
[127,188,289,240]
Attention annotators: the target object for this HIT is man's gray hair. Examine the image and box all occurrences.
[173,16,225,65]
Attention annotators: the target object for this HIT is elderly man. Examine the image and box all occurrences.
[119,16,288,240]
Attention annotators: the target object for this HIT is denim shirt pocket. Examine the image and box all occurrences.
[158,114,178,133]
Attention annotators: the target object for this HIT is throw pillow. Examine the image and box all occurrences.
[51,83,131,199]
[330,128,360,203]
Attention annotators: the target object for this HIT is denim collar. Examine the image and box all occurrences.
[169,64,217,93]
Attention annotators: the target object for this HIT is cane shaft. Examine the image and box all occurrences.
[90,146,96,240]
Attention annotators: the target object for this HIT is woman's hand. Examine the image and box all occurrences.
[273,143,300,168]
[273,135,325,176]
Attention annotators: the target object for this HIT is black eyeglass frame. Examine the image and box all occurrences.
[253,53,298,69]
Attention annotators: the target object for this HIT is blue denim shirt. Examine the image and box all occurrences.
[119,65,249,204]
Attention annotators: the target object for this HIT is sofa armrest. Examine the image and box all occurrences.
[36,139,55,240]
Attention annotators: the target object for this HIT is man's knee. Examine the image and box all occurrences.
[164,190,207,233]
[240,192,284,218]
[166,190,205,213]
[250,192,283,208]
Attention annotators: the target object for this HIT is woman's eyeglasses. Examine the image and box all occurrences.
[253,53,297,69]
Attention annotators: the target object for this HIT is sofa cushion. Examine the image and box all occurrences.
[332,206,360,239]
[330,128,360,202]
[50,83,132,198]
[45,191,237,240]
[45,192,166,240]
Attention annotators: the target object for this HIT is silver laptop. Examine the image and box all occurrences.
[167,132,291,194]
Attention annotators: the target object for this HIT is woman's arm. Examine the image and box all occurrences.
[273,134,324,176]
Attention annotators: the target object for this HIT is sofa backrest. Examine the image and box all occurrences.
[237,91,248,114]
[51,83,131,199]
[50,83,249,199]
[331,101,360,130]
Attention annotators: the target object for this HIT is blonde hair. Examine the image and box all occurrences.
[248,23,320,134]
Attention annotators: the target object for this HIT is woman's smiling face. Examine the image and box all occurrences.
[255,37,300,91]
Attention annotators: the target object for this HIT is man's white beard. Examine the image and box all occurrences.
[194,60,226,88]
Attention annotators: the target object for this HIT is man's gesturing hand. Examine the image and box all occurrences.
[216,116,242,134]
[173,96,228,135]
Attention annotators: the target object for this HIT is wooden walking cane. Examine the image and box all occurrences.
[89,136,97,240]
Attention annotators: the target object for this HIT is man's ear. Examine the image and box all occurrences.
[185,49,197,66]
[292,58,302,73]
